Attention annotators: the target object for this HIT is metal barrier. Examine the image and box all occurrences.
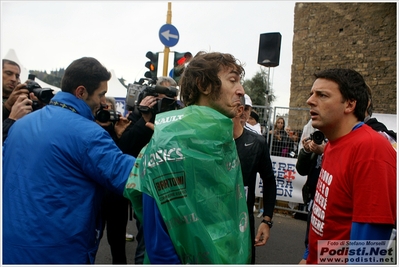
[251,106,311,215]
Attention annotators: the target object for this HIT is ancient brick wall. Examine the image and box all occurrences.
[290,2,396,115]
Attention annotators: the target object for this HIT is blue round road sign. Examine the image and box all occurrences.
[159,24,179,47]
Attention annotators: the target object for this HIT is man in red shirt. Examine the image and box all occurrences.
[305,69,396,264]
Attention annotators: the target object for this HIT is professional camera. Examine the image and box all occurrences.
[26,74,55,108]
[307,130,325,145]
[126,78,181,115]
[95,104,120,123]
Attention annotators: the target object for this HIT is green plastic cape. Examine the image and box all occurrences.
[124,105,251,264]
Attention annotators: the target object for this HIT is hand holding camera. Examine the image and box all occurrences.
[305,130,325,145]
[95,104,120,123]
[8,94,33,120]
[3,83,30,112]
[114,115,132,139]
[303,131,326,154]
[138,96,158,122]
[126,78,181,116]
[26,74,54,107]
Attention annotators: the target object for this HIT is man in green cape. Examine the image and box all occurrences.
[124,51,252,264]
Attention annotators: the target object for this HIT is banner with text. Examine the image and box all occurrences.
[255,155,307,204]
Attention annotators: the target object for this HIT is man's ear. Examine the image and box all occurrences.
[196,77,211,96]
[344,99,357,114]
[237,105,244,115]
[74,86,86,99]
[198,85,211,96]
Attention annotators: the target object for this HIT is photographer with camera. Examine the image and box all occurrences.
[296,123,326,264]
[2,59,26,121]
[4,71,54,118]
[2,60,53,142]
[119,76,179,159]
[95,96,132,264]
[96,96,131,139]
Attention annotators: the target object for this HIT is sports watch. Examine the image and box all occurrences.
[261,219,273,228]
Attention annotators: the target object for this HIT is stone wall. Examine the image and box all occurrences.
[290,2,396,115]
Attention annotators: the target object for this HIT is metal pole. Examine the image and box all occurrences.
[163,2,172,77]
[263,67,270,126]
[267,67,270,108]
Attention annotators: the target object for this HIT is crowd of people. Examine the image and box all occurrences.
[2,53,396,265]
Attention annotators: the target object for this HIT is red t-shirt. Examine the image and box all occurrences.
[307,124,396,264]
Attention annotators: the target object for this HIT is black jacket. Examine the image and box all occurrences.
[118,110,154,157]
[2,118,15,143]
[364,117,397,141]
[296,148,322,204]
[235,128,276,218]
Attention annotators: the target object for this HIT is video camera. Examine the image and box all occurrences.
[26,74,55,109]
[306,130,325,145]
[125,78,181,115]
[95,105,120,123]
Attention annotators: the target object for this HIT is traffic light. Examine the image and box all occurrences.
[172,52,192,84]
[144,51,159,80]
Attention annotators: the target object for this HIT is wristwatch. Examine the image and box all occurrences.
[261,219,273,228]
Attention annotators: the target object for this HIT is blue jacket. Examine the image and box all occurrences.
[2,92,135,264]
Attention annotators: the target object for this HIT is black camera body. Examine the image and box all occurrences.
[126,78,181,115]
[95,105,120,123]
[27,74,54,106]
[26,74,54,110]
[307,130,325,145]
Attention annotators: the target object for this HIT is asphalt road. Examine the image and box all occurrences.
[95,212,307,265]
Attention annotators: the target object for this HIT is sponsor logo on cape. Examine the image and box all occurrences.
[148,148,184,168]
[154,171,187,204]
[155,114,184,125]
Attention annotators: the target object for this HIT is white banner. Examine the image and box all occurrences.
[255,155,307,204]
[114,97,127,116]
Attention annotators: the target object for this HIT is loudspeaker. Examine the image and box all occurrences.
[257,32,282,67]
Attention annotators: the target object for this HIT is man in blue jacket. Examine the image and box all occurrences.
[2,57,135,264]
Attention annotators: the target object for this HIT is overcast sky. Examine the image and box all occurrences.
[1,1,295,107]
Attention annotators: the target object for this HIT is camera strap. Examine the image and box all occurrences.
[49,100,78,114]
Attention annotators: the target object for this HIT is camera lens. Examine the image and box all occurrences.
[312,131,325,145]
[95,109,111,123]
[33,88,54,104]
